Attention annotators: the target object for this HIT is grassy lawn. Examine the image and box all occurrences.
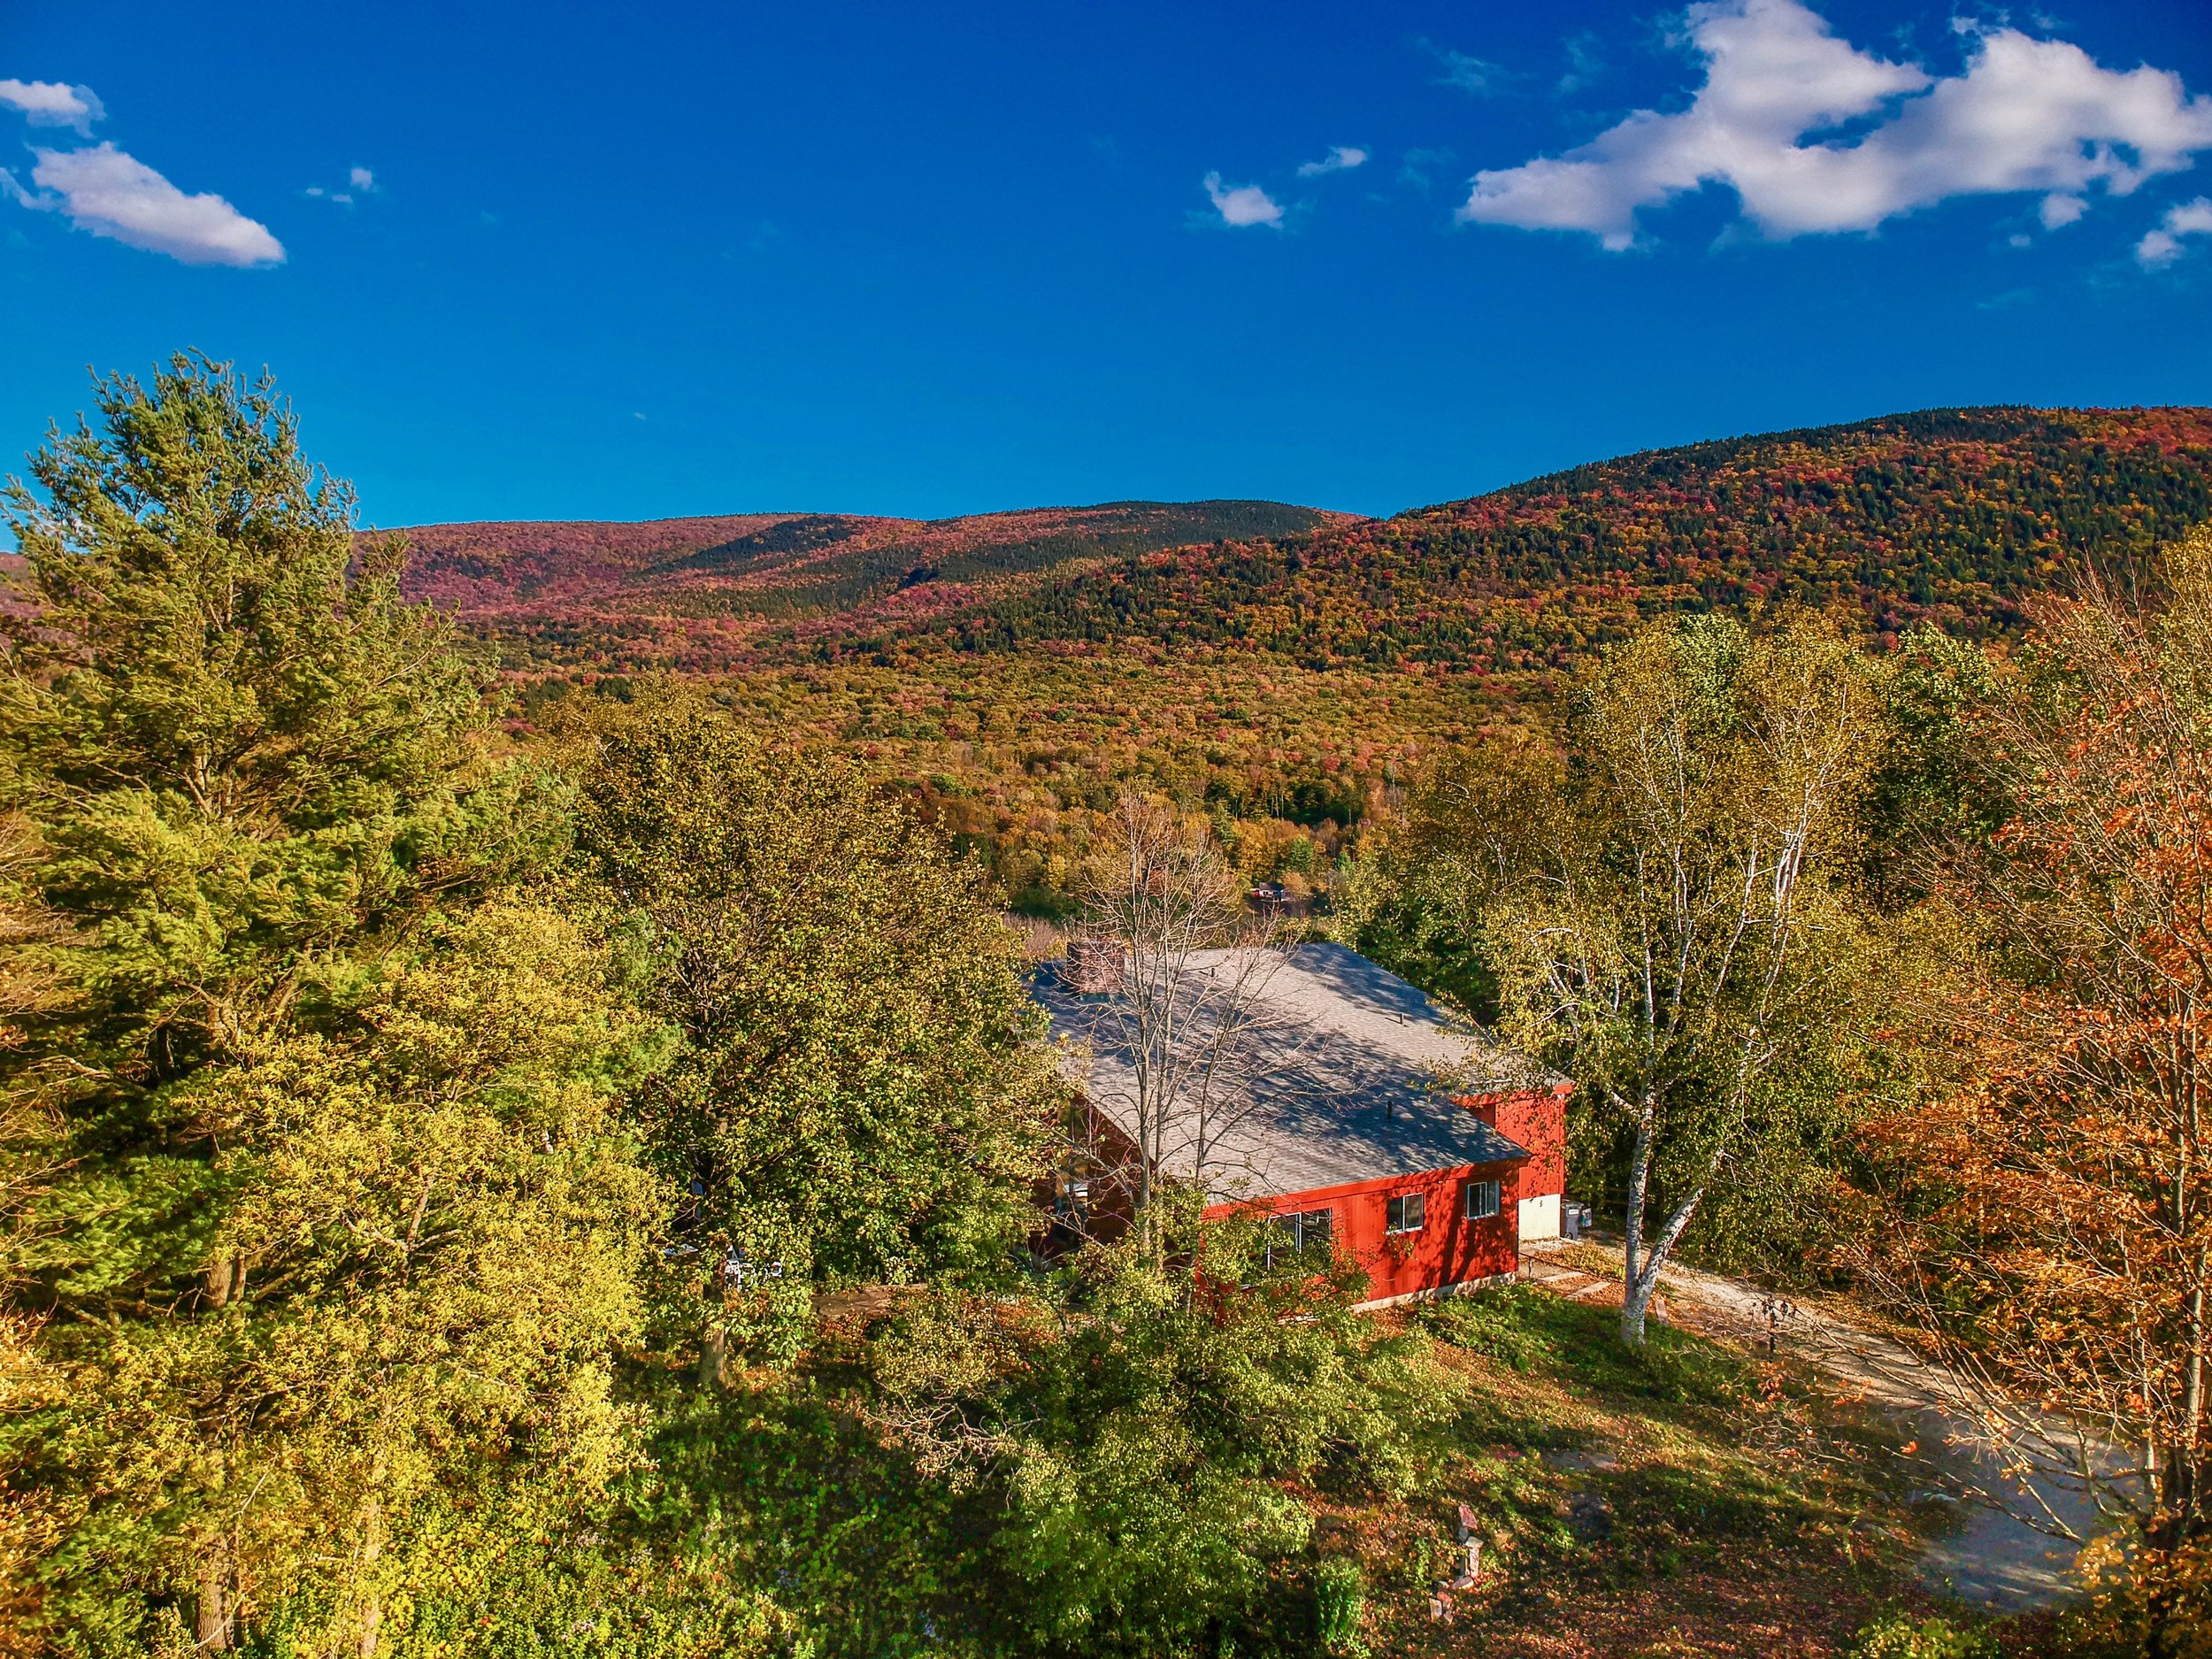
[1310,1286,1963,1658]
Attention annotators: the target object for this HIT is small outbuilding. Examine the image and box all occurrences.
[1033,941,1570,1308]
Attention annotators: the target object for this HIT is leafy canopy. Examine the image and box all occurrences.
[1865,526,2212,1626]
[2,354,567,1080]
[1381,615,1888,1315]
[570,692,1056,1335]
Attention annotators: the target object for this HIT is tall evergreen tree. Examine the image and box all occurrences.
[0,357,662,1654]
[1,353,552,1074]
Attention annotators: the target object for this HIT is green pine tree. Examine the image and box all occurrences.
[0,357,664,1655]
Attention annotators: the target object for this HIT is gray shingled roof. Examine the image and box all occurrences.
[1033,941,1548,1204]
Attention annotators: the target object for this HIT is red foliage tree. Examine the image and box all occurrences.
[1868,525,2212,1650]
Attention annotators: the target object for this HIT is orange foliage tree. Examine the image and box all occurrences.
[1868,526,2212,1645]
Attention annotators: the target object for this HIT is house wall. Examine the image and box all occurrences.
[1069,1084,1568,1299]
[1033,1103,1145,1254]
[1203,1158,1525,1306]
[1463,1085,1571,1240]
[1515,1194,1563,1242]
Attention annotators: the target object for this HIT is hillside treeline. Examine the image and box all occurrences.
[907,408,2212,672]
[458,407,2212,927]
[392,501,1347,667]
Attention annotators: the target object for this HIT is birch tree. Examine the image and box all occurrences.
[1439,616,1886,1343]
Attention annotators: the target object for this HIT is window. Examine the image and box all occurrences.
[1385,1192,1425,1234]
[1263,1208,1334,1270]
[1463,1179,1502,1221]
[1055,1177,1091,1220]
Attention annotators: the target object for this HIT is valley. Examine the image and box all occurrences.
[396,404,2212,918]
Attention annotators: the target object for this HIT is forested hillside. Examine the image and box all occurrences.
[390,408,2212,680]
[396,406,2212,923]
[907,407,2212,671]
[388,499,1353,669]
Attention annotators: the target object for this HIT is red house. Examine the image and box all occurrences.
[1037,942,1571,1307]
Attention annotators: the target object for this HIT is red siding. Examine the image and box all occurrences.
[1463,1085,1569,1211]
[1075,1085,1571,1301]
[1204,1160,1523,1303]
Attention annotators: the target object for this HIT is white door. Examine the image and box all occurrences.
[1517,1193,1561,1241]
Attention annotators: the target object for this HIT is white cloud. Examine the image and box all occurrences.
[0,78,104,134]
[1202,171,1283,227]
[1432,47,1509,97]
[1559,33,1605,95]
[2039,192,2085,228]
[1297,145,1369,178]
[307,166,374,206]
[2138,196,2212,266]
[1458,0,2212,251]
[12,142,283,265]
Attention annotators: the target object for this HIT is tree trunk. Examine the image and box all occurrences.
[1621,1265,1658,1347]
[203,1250,243,1309]
[1619,1089,1731,1346]
[1620,1096,1655,1347]
[195,1542,232,1651]
[2147,1271,2210,1659]
[1136,1101,1160,1265]
[2184,1254,2208,1538]
[698,1319,728,1389]
[355,1497,383,1659]
[698,1251,730,1388]
[1624,1187,1707,1347]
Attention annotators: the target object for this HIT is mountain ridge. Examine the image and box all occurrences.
[902,404,2212,675]
[371,405,2212,678]
[382,500,1358,637]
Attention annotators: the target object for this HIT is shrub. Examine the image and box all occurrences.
[1845,1614,1998,1659]
[1313,1557,1370,1657]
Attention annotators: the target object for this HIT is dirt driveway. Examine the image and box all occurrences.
[1520,1239,2112,1612]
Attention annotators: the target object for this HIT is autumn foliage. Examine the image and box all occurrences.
[376,406,2212,686]
[1867,526,2212,1647]
[912,406,2212,674]
[362,404,2212,931]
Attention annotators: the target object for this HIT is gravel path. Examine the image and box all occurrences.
[1520,1240,2111,1611]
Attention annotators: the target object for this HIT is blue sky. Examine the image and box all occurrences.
[4,0,2210,526]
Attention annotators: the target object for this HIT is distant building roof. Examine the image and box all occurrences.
[1033,941,1554,1204]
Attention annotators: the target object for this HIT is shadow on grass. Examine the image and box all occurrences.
[1419,1283,1755,1408]
[1397,1285,1918,1620]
